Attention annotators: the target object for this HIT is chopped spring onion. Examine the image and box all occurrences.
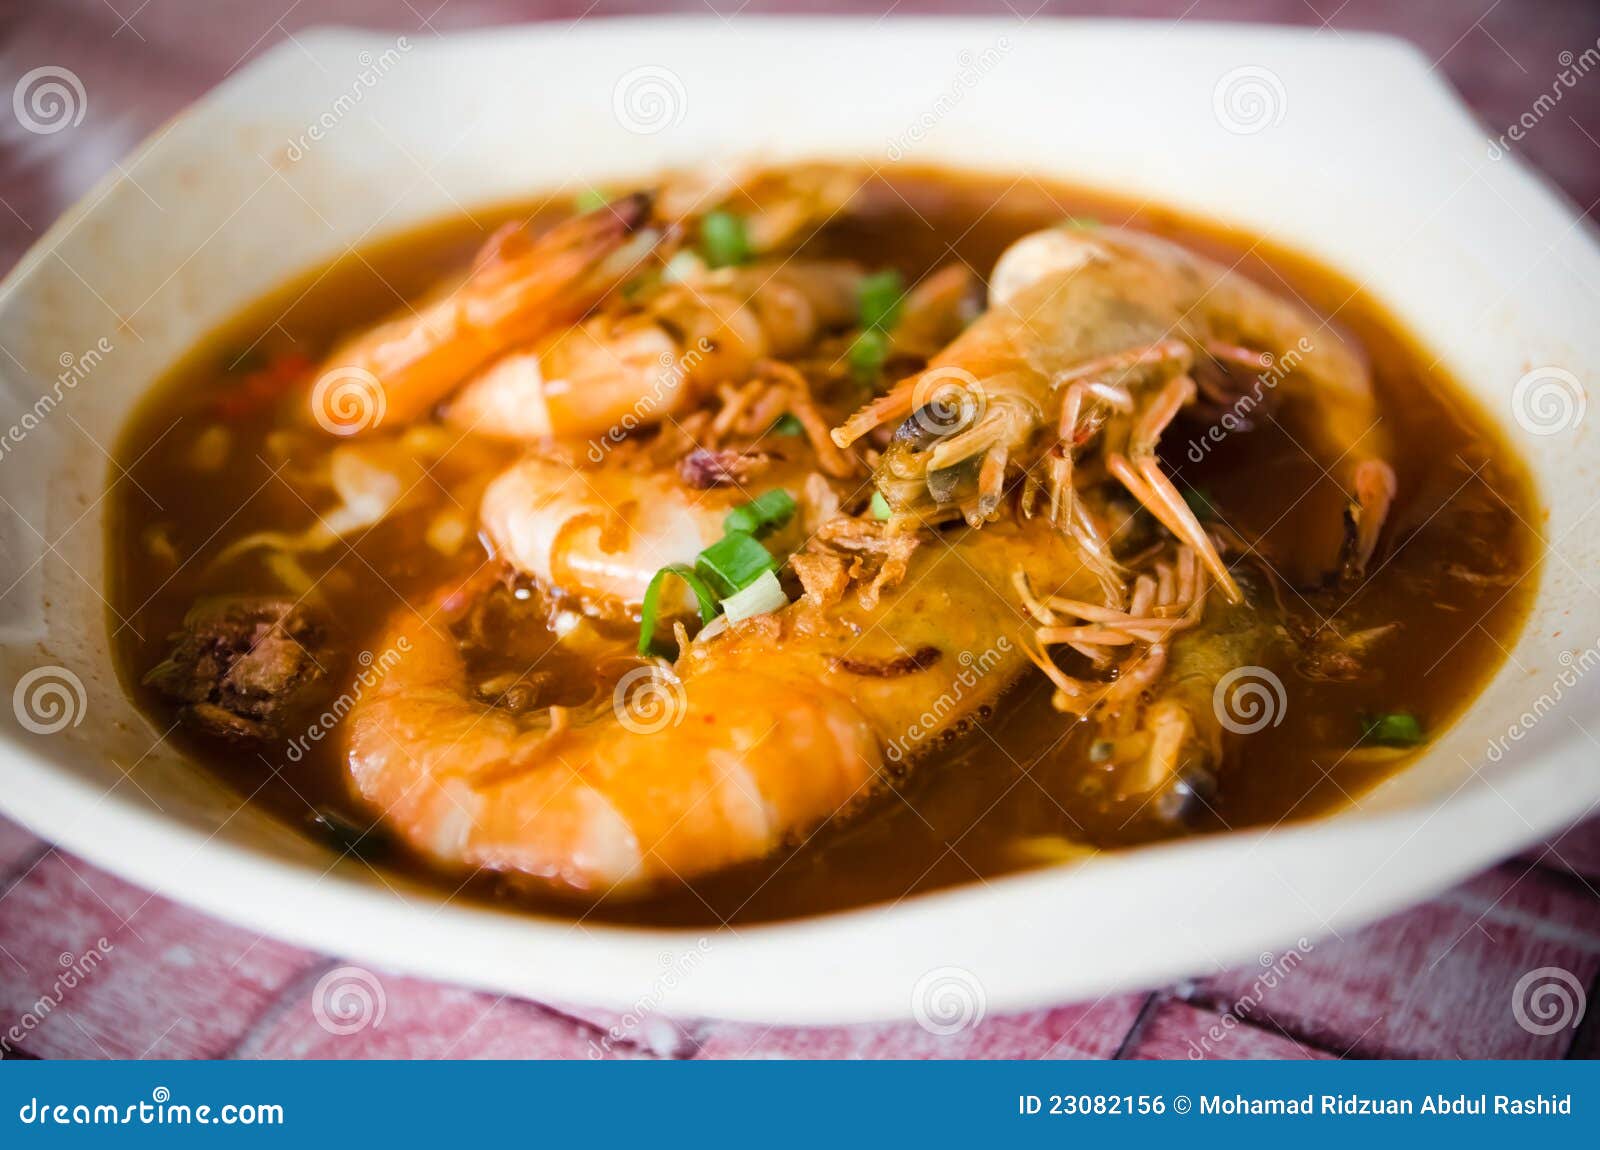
[719,569,788,623]
[699,210,750,268]
[695,531,776,598]
[637,564,719,655]
[574,187,610,214]
[849,328,890,383]
[661,249,706,284]
[769,413,805,436]
[637,493,795,651]
[869,490,892,521]
[857,269,905,332]
[723,489,797,537]
[1361,711,1425,747]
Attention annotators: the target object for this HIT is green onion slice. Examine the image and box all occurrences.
[661,250,705,284]
[858,269,905,332]
[574,188,609,214]
[720,569,788,623]
[869,491,892,521]
[849,328,890,383]
[1361,711,1425,747]
[637,564,719,655]
[699,210,750,268]
[723,489,797,537]
[695,531,775,597]
[769,413,804,437]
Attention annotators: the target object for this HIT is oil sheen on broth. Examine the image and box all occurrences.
[108,168,1539,926]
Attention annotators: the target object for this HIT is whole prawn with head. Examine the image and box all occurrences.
[835,223,1397,594]
[833,222,1399,820]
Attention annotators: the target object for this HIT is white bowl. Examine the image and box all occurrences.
[1,18,1596,1024]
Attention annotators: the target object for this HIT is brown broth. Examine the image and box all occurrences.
[108,167,1540,926]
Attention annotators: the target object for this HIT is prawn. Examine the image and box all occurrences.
[314,163,867,442]
[344,516,1100,894]
[309,194,656,429]
[834,224,1397,595]
[479,450,815,620]
[652,161,865,255]
[1019,547,1281,822]
[445,261,864,443]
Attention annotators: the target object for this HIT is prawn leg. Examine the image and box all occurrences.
[1105,375,1242,601]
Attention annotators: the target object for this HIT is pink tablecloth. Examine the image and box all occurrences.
[1,0,1597,1059]
[2,812,1597,1058]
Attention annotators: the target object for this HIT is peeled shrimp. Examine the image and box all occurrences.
[479,452,811,617]
[446,262,863,443]
[345,517,1099,893]
[310,195,655,429]
[835,224,1397,593]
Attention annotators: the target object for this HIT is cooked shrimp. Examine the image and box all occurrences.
[835,224,1397,592]
[889,265,981,360]
[653,161,864,254]
[445,261,863,443]
[1112,593,1283,822]
[345,517,1099,893]
[310,194,655,428]
[479,451,812,618]
[1020,545,1279,823]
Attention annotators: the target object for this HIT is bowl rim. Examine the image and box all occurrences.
[2,15,1598,1024]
